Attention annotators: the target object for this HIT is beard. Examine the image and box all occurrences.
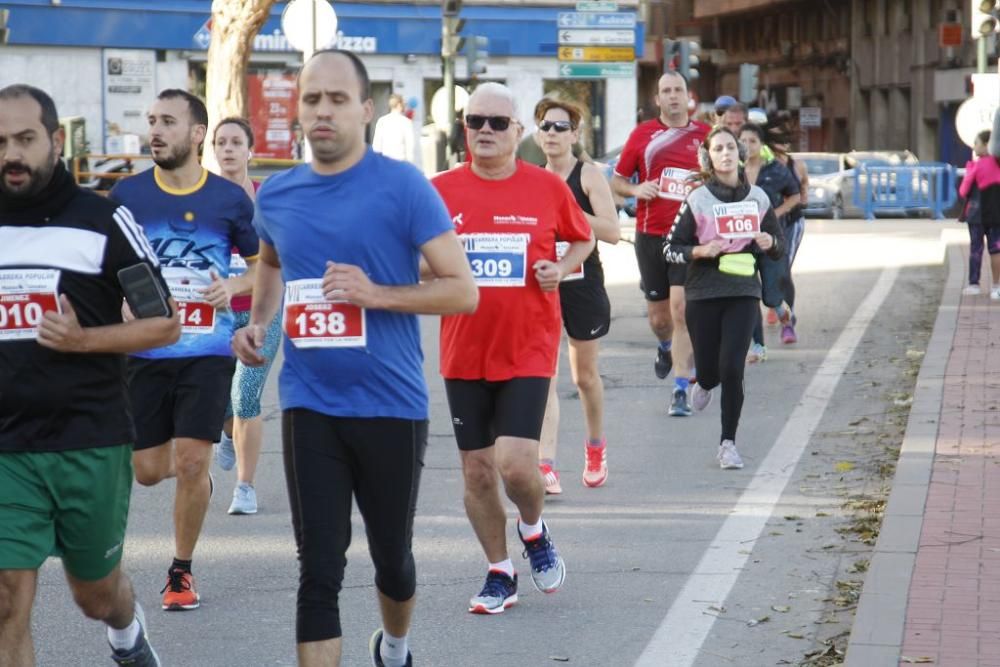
[152,140,194,171]
[0,147,58,199]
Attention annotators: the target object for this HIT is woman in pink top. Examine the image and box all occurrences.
[958,129,1000,300]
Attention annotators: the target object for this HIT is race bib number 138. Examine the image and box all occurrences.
[283,279,366,349]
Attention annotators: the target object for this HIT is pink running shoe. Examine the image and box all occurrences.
[539,463,562,495]
[582,441,608,488]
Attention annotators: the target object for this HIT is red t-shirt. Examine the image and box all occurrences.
[615,119,710,235]
[432,162,592,381]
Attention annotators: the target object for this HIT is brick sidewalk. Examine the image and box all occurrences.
[899,290,1000,667]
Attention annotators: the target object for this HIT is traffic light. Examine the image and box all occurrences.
[678,41,700,81]
[441,17,465,57]
[466,35,488,78]
[0,10,9,45]
[739,63,759,103]
[662,38,679,73]
[973,0,1000,37]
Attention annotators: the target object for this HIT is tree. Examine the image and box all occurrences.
[204,0,278,169]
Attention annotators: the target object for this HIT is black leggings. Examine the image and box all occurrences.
[282,409,428,643]
[686,297,758,443]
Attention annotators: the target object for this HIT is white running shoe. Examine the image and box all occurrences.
[962,285,981,296]
[991,286,1000,301]
[717,440,744,470]
[691,383,713,412]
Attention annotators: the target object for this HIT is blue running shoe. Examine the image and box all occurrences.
[110,603,161,666]
[468,570,518,614]
[518,521,566,593]
[215,432,235,471]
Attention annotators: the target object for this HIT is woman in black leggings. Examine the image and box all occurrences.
[663,127,785,469]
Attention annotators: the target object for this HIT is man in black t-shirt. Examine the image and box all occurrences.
[0,85,179,666]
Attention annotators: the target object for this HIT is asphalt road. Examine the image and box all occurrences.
[30,220,953,667]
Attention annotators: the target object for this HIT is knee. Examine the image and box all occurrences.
[650,309,672,334]
[174,450,210,482]
[132,459,164,486]
[75,594,117,622]
[462,456,497,494]
[498,458,537,491]
[374,554,416,601]
[0,578,32,624]
[574,366,601,394]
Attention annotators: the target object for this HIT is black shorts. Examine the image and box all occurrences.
[444,377,550,451]
[635,231,686,301]
[560,279,611,341]
[127,356,236,450]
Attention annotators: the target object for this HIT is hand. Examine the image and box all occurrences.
[121,299,135,322]
[322,261,384,308]
[754,232,774,251]
[695,240,725,259]
[634,180,660,201]
[533,259,561,292]
[231,324,267,367]
[199,270,232,310]
[37,295,89,353]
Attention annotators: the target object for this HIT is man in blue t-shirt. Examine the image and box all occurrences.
[232,50,476,667]
[110,89,258,613]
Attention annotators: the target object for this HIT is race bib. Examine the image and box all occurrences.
[461,233,528,287]
[0,269,60,342]
[167,282,216,335]
[713,201,761,239]
[555,241,584,282]
[229,253,248,275]
[658,168,695,201]
[283,279,366,349]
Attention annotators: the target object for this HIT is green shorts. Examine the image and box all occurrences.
[0,444,133,581]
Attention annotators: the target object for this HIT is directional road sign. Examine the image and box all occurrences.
[558,46,635,62]
[576,1,618,10]
[557,12,636,29]
[558,28,634,45]
[558,62,634,78]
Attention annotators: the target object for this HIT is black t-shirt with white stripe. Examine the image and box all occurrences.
[0,186,167,452]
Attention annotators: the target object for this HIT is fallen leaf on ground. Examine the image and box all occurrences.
[747,615,770,626]
[549,656,570,663]
[771,605,791,613]
[834,461,855,473]
[899,657,934,664]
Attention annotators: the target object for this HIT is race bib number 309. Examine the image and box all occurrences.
[461,233,529,287]
[0,269,60,342]
[713,201,761,239]
[283,279,366,349]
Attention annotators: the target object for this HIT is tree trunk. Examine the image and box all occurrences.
[204,0,278,170]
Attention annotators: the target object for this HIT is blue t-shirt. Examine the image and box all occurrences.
[255,149,453,420]
[110,168,258,359]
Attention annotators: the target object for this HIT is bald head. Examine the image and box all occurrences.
[300,49,371,102]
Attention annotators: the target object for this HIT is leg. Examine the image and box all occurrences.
[750,307,764,348]
[988,228,1000,289]
[0,570,37,667]
[669,285,692,379]
[230,315,280,486]
[568,338,604,441]
[968,223,984,286]
[132,442,174,487]
[634,232,673,342]
[646,298,673,343]
[172,438,213,561]
[460,447,510,563]
[233,415,264,484]
[65,565,135,629]
[718,298,760,442]
[537,346,561,465]
[686,298,722,391]
[495,436,545,526]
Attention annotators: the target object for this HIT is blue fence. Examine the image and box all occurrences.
[852,163,958,220]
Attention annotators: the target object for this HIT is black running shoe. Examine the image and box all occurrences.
[654,347,672,379]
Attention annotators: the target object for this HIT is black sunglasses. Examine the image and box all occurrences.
[465,115,515,131]
[539,120,573,133]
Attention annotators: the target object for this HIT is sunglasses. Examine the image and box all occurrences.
[539,120,573,133]
[465,115,515,131]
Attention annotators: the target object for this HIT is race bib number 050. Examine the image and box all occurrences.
[462,233,528,287]
[555,241,584,282]
[167,283,216,335]
[658,168,694,201]
[0,269,60,342]
[283,279,366,349]
[713,201,761,239]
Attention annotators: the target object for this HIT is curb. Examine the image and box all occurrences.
[843,231,964,666]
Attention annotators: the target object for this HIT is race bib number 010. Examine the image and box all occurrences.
[658,168,694,201]
[168,283,216,335]
[462,233,529,287]
[0,269,60,342]
[713,201,761,239]
[283,279,366,349]
[555,241,584,282]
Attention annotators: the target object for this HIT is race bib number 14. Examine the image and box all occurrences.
[167,283,217,335]
[713,201,761,239]
[283,279,366,349]
[0,269,60,342]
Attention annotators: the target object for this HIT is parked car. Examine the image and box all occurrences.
[795,150,923,219]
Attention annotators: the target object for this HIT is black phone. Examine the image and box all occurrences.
[117,263,171,319]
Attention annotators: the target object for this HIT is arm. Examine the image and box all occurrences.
[200,259,258,309]
[232,242,284,366]
[322,230,478,315]
[959,160,977,199]
[755,207,784,260]
[663,203,700,263]
[774,193,799,219]
[796,161,809,205]
[612,173,659,200]
[581,163,621,244]
[37,294,181,354]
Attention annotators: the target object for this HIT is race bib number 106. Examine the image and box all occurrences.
[713,201,761,239]
[283,279,366,349]
[0,269,60,342]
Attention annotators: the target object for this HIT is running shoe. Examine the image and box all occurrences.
[228,483,257,515]
[717,440,744,470]
[654,347,673,379]
[668,388,692,416]
[991,286,1000,301]
[746,343,767,364]
[539,463,562,495]
[160,568,200,611]
[766,308,779,325]
[110,603,161,666]
[582,441,608,488]
[468,570,518,615]
[518,521,566,593]
[214,432,235,471]
[369,628,413,666]
[962,285,981,296]
[691,383,713,412]
[781,324,797,345]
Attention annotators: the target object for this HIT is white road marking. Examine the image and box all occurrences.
[635,265,901,667]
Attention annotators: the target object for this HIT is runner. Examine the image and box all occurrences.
[0,84,178,666]
[663,127,784,469]
[232,50,476,667]
[959,129,1000,299]
[209,117,280,516]
[770,139,807,341]
[432,82,594,614]
[720,101,748,135]
[110,89,259,611]
[612,71,710,417]
[533,97,620,492]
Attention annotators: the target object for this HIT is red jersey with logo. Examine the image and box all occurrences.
[615,119,710,235]
[432,162,592,381]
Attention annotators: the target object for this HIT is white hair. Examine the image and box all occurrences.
[468,82,519,117]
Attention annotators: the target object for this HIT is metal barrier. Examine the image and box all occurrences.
[852,162,958,220]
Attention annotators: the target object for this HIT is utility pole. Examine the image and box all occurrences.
[441,0,463,166]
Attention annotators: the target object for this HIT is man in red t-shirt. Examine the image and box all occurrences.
[612,70,709,417]
[432,82,594,616]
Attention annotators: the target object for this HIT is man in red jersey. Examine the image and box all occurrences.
[432,82,594,615]
[612,70,709,417]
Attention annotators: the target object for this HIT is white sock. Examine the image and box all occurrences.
[380,630,408,667]
[107,609,141,651]
[488,558,515,577]
[518,517,544,540]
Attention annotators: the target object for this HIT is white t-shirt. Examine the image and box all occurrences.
[372,111,416,164]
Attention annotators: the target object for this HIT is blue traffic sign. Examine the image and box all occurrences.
[557,12,637,29]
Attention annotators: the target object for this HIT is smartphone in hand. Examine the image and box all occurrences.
[117,263,171,319]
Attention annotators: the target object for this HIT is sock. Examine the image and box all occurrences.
[774,304,786,320]
[587,437,605,448]
[518,517,544,540]
[658,340,672,352]
[171,558,192,574]
[675,377,690,392]
[107,605,142,652]
[489,558,515,578]
[380,631,409,667]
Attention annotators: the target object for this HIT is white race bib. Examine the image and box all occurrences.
[283,279,367,349]
[0,269,60,342]
[461,233,529,287]
[713,201,761,239]
[555,241,585,282]
[658,168,695,201]
[167,281,217,334]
